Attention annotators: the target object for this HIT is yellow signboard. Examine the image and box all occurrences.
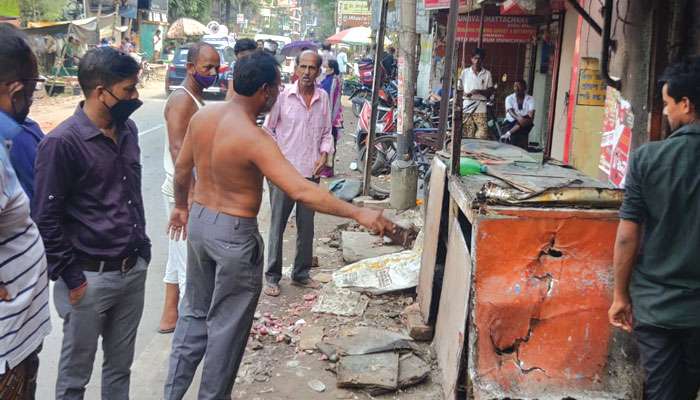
[339,1,371,15]
[577,57,607,106]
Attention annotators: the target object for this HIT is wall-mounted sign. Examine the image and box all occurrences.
[340,14,371,29]
[424,0,469,10]
[339,1,371,15]
[456,15,536,43]
[577,58,606,106]
[599,86,633,188]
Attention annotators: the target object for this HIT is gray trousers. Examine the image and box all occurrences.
[164,202,263,400]
[265,179,317,284]
[54,257,148,400]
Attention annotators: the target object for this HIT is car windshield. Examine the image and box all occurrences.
[174,48,188,64]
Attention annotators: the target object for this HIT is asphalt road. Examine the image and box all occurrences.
[35,94,247,399]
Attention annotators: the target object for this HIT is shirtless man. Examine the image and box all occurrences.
[158,42,220,334]
[163,51,395,400]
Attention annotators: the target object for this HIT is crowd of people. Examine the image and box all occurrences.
[1,19,699,400]
[0,23,395,400]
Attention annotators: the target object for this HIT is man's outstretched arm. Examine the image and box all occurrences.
[250,129,394,235]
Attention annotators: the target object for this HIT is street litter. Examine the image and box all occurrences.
[311,282,369,317]
[335,230,424,294]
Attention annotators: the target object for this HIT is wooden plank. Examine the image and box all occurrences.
[433,219,471,400]
[417,158,447,323]
[448,175,476,223]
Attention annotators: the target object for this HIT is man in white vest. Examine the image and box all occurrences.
[158,42,220,333]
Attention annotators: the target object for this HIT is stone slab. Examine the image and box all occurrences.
[341,231,403,263]
[299,326,325,351]
[336,353,399,391]
[398,354,431,388]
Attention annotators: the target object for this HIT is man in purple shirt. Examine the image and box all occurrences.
[33,47,150,399]
[263,50,333,296]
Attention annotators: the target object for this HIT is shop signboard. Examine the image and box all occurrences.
[150,0,168,13]
[577,57,606,106]
[340,14,371,29]
[599,86,633,188]
[339,0,371,15]
[424,0,469,10]
[456,15,536,43]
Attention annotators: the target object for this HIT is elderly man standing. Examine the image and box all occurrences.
[158,42,220,334]
[263,50,332,296]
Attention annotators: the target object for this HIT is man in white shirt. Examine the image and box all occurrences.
[153,29,162,61]
[501,79,535,150]
[460,48,493,139]
[337,47,348,75]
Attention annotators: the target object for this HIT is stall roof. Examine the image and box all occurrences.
[446,139,622,210]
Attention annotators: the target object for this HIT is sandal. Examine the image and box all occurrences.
[264,282,280,297]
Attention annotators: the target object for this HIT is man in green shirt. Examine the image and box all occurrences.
[609,58,700,400]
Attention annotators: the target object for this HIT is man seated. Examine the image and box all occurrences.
[501,79,535,150]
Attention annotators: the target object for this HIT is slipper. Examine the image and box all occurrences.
[291,278,321,289]
[158,327,175,334]
[264,282,280,297]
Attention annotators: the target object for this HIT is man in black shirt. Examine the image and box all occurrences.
[609,58,700,400]
[381,47,396,81]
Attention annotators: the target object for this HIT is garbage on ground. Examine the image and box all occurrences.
[311,282,369,317]
[329,178,363,201]
[307,379,327,392]
[334,230,424,295]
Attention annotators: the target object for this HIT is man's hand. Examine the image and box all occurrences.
[69,282,87,305]
[608,294,634,332]
[313,152,329,177]
[500,131,512,143]
[354,208,396,237]
[168,206,189,241]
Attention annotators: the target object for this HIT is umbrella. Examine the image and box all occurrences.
[166,18,209,39]
[326,27,392,46]
[281,40,319,57]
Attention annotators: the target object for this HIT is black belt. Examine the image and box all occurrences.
[80,254,138,273]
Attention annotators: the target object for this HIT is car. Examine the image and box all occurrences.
[165,44,236,98]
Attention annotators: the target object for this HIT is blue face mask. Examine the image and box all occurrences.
[193,72,217,88]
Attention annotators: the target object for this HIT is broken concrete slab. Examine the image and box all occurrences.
[352,195,392,209]
[312,272,333,283]
[341,231,403,263]
[398,354,430,388]
[402,304,433,341]
[311,282,369,317]
[326,327,415,355]
[299,326,325,351]
[316,342,339,362]
[336,352,399,392]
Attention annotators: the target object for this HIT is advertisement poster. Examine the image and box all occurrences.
[456,15,536,43]
[424,0,470,10]
[577,58,606,106]
[599,87,633,187]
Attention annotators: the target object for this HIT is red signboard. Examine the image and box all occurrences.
[424,0,469,10]
[599,87,633,188]
[340,14,371,29]
[456,15,536,43]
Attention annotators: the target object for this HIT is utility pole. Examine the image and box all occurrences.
[390,0,418,210]
[437,0,459,151]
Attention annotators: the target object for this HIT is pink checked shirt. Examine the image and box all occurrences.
[263,83,333,178]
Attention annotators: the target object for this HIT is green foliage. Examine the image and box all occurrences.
[310,0,336,39]
[0,0,20,17]
[168,0,210,22]
[19,0,68,21]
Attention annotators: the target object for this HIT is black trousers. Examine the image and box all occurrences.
[634,323,700,400]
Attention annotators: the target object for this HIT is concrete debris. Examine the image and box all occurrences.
[325,327,414,356]
[398,354,431,388]
[351,195,392,209]
[307,379,326,392]
[336,352,399,392]
[286,360,300,368]
[341,231,403,263]
[311,282,369,317]
[312,272,333,283]
[299,326,325,351]
[316,342,339,362]
[402,303,433,341]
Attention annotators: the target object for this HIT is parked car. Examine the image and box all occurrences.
[165,43,235,98]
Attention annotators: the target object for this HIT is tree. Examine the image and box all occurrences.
[20,0,70,21]
[168,0,210,22]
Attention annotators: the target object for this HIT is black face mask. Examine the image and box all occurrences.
[102,88,142,125]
